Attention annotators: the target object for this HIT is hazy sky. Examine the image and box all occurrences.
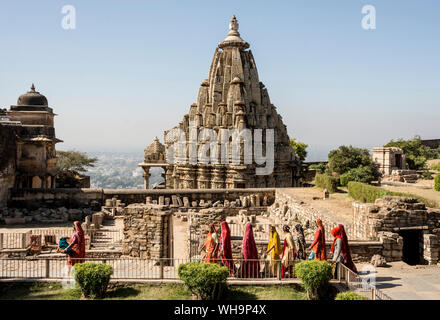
[0,1,439,161]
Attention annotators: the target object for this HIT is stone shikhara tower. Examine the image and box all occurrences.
[163,16,301,189]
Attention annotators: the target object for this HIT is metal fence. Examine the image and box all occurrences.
[337,263,392,300]
[0,257,393,300]
[0,257,304,281]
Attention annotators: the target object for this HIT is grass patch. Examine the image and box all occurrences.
[0,282,306,300]
[348,181,439,208]
[226,285,306,300]
[0,282,81,300]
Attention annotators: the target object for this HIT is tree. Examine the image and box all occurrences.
[339,165,377,186]
[384,136,433,170]
[290,138,308,162]
[328,145,375,175]
[57,150,98,176]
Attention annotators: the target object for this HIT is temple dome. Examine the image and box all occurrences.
[17,84,48,106]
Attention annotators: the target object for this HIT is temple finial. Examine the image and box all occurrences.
[30,83,35,92]
[218,15,249,50]
[229,15,239,33]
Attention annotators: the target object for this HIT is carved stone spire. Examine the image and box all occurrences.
[218,15,250,50]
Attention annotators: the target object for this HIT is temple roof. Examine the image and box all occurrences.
[17,84,48,106]
[164,16,296,164]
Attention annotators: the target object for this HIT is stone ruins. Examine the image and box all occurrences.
[372,147,418,183]
[0,17,439,277]
[0,85,62,206]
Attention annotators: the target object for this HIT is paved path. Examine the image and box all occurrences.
[358,262,440,300]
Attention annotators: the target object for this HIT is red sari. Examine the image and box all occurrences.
[239,223,260,278]
[67,221,86,266]
[310,218,326,261]
[220,221,235,275]
[331,224,357,273]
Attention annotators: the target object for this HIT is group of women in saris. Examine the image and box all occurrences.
[201,222,260,277]
[202,218,357,279]
[265,218,357,278]
[266,224,307,278]
[308,218,357,274]
[201,222,236,275]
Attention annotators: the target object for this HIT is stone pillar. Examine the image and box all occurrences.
[142,166,151,189]
[161,166,167,187]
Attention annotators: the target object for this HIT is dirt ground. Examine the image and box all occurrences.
[283,187,354,222]
[380,182,440,208]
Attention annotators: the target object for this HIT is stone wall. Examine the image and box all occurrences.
[268,188,353,240]
[0,124,19,207]
[8,188,275,210]
[105,188,275,208]
[122,204,171,260]
[352,196,440,264]
[9,188,103,209]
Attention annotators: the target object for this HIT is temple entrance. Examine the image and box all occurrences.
[395,154,402,169]
[399,229,423,265]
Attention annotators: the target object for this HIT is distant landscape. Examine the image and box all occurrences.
[86,152,163,189]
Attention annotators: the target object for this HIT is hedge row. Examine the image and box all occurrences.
[435,175,440,192]
[347,181,438,208]
[314,173,338,193]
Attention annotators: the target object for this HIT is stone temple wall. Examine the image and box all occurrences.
[122,204,171,260]
[353,196,440,264]
[0,124,19,207]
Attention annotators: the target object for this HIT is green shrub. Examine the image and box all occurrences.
[335,291,368,300]
[177,262,229,300]
[309,163,327,174]
[435,175,440,192]
[295,260,333,300]
[347,181,438,207]
[314,173,338,193]
[73,262,113,299]
[430,163,440,171]
[339,166,376,186]
[421,171,433,180]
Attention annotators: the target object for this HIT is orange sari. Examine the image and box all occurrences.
[204,225,218,263]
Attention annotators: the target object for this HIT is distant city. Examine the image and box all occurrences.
[86,152,163,189]
[82,148,334,190]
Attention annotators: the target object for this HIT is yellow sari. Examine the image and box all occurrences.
[267,227,281,275]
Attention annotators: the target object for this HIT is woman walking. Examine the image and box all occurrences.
[62,221,86,267]
[219,221,236,275]
[308,218,326,261]
[281,225,297,278]
[331,224,357,274]
[202,223,219,263]
[295,224,307,260]
[239,223,260,278]
[266,225,281,276]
